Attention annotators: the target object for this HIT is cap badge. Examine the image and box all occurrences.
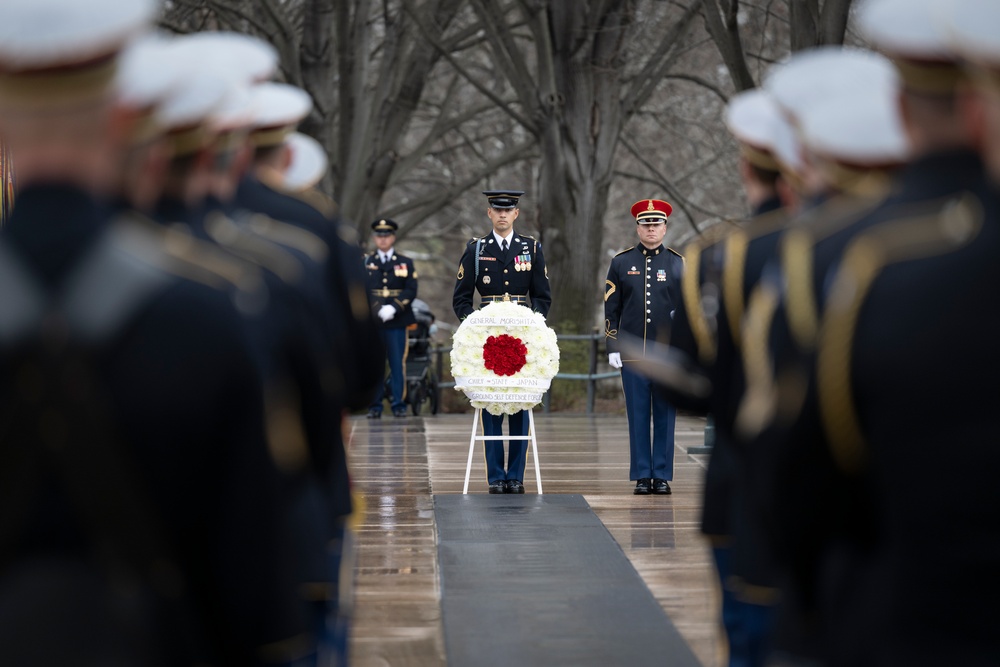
[647,200,655,211]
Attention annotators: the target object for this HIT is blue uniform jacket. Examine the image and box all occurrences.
[604,243,683,359]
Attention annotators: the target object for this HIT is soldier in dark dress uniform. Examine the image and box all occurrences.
[0,5,307,664]
[365,218,419,418]
[604,199,684,496]
[453,190,551,494]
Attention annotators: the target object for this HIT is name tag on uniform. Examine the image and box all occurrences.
[479,256,497,261]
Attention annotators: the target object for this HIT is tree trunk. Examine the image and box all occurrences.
[535,2,631,333]
[299,0,337,195]
[701,0,756,91]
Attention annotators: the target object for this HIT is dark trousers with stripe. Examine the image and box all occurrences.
[621,362,676,480]
[371,327,407,413]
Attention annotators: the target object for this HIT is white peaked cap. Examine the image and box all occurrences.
[247,82,313,129]
[177,31,279,84]
[799,89,908,166]
[0,0,159,71]
[945,0,1000,67]
[764,46,899,123]
[770,111,804,173]
[211,84,257,132]
[154,65,234,131]
[857,0,956,61]
[116,33,190,109]
[725,89,781,151]
[283,132,329,191]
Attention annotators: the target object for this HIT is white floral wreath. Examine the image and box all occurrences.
[451,301,560,415]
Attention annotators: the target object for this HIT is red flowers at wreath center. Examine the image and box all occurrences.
[482,334,528,376]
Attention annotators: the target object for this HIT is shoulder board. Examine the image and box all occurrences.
[243,212,329,264]
[518,233,537,242]
[125,214,265,295]
[679,243,716,365]
[740,206,792,241]
[337,223,360,246]
[792,191,885,243]
[666,246,682,259]
[612,247,632,258]
[817,193,983,475]
[203,212,304,286]
[467,237,479,246]
[695,221,740,248]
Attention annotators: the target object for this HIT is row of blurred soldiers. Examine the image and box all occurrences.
[629,0,1000,665]
[0,1,385,665]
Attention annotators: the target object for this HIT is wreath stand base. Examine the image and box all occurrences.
[462,407,542,495]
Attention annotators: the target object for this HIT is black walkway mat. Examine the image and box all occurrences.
[434,494,702,667]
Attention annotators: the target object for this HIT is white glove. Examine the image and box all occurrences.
[608,352,622,369]
[378,304,396,322]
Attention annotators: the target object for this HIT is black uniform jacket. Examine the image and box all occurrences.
[365,250,418,328]
[0,184,305,665]
[604,242,683,359]
[453,231,551,320]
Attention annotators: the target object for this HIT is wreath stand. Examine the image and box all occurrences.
[462,407,542,494]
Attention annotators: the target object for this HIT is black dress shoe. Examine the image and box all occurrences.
[652,479,672,495]
[506,480,525,494]
[634,478,652,495]
[392,407,407,418]
[366,409,381,419]
[488,481,507,494]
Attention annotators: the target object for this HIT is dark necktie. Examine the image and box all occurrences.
[501,239,509,255]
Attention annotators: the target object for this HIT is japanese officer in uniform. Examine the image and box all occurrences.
[366,218,419,418]
[453,190,551,493]
[605,199,684,495]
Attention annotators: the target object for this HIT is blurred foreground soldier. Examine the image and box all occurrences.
[220,74,381,665]
[365,218,418,418]
[763,46,899,207]
[604,199,683,495]
[453,190,551,493]
[282,131,336,217]
[141,46,360,665]
[659,89,794,667]
[731,6,996,663]
[236,81,384,416]
[0,1,308,665]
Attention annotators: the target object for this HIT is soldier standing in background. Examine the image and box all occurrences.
[365,218,419,419]
[604,199,683,496]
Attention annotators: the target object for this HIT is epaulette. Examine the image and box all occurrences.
[337,223,360,246]
[242,212,329,264]
[125,213,265,296]
[817,193,983,475]
[739,206,791,241]
[694,221,739,249]
[203,212,304,286]
[666,246,683,259]
[680,243,715,365]
[612,247,631,258]
[792,190,886,243]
